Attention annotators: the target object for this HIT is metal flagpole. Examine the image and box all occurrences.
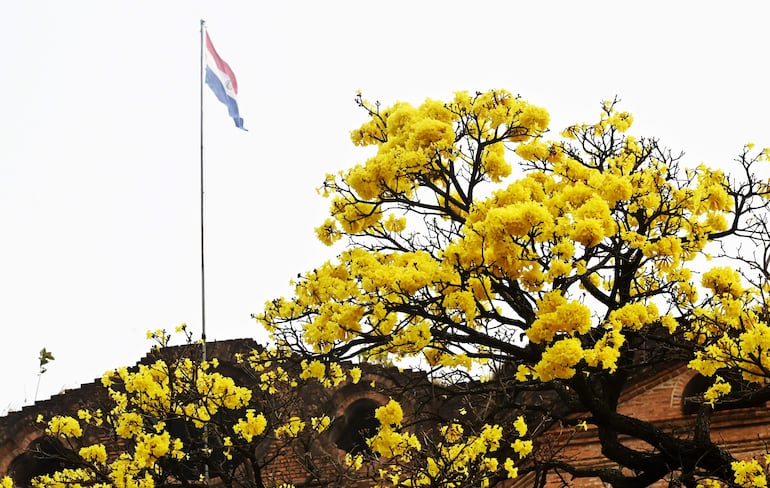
[199,21,210,485]
[199,19,208,363]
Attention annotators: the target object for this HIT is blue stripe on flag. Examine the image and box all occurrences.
[205,67,246,130]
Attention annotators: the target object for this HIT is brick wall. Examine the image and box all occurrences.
[0,339,430,487]
[3,341,769,487]
[526,365,770,487]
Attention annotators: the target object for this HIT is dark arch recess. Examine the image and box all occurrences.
[8,437,73,487]
[682,374,766,414]
[333,398,381,455]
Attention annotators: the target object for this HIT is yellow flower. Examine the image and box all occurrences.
[504,458,519,478]
[533,338,585,382]
[383,214,407,233]
[233,409,267,442]
[570,218,605,248]
[79,444,108,464]
[511,438,533,458]
[513,416,527,437]
[704,376,731,406]
[275,417,306,439]
[299,359,326,381]
[702,266,744,298]
[311,415,331,433]
[315,218,342,246]
[47,416,83,438]
[732,459,767,487]
[345,453,364,470]
[515,365,532,382]
[528,292,592,343]
[134,432,171,467]
[349,367,362,384]
[369,426,421,458]
[441,423,464,443]
[115,412,143,439]
[375,399,404,428]
[661,315,679,333]
[608,111,633,132]
[479,424,503,451]
[482,457,499,472]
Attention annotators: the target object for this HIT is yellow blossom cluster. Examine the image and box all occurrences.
[233,409,267,442]
[133,431,183,468]
[298,358,350,387]
[353,404,530,488]
[29,468,112,488]
[255,91,770,486]
[28,330,283,488]
[79,444,108,464]
[262,92,743,390]
[311,415,331,433]
[275,416,306,439]
[368,399,421,460]
[318,90,551,244]
[259,246,479,364]
[682,265,770,388]
[732,459,767,487]
[241,346,301,392]
[413,418,527,487]
[703,376,731,406]
[78,408,104,426]
[533,338,585,382]
[527,291,592,343]
[46,415,83,438]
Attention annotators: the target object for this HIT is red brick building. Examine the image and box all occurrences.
[0,339,434,487]
[509,364,770,487]
[2,340,769,487]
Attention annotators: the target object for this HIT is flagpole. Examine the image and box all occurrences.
[199,19,208,362]
[199,21,211,485]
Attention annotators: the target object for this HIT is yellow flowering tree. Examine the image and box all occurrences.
[259,90,770,486]
[10,329,365,488]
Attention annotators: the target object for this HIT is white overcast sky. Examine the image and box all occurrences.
[1,1,768,412]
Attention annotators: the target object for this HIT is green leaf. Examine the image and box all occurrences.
[39,347,55,367]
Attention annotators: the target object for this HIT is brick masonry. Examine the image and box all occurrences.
[2,341,769,487]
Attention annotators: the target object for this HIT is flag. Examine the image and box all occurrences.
[205,32,246,130]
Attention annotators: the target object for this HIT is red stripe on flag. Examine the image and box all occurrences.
[205,33,239,94]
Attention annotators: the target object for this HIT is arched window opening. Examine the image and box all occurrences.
[682,374,766,414]
[8,437,72,487]
[334,398,381,455]
[164,413,245,482]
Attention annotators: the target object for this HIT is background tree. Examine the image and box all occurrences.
[9,328,369,488]
[11,89,770,488]
[259,89,770,487]
[34,348,55,403]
